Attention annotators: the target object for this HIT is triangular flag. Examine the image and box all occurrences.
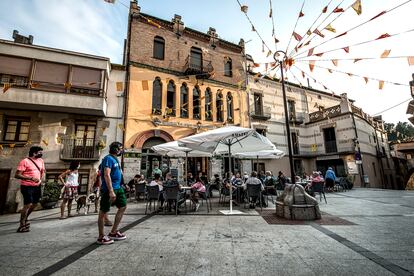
[379,80,384,90]
[251,25,256,32]
[294,46,298,53]
[332,60,338,66]
[266,50,272,57]
[315,52,324,57]
[376,33,390,40]
[354,58,362,63]
[306,30,312,36]
[3,83,12,93]
[325,24,336,33]
[274,37,280,43]
[269,8,272,17]
[262,41,265,53]
[304,41,311,46]
[351,0,362,15]
[309,61,315,72]
[342,47,350,53]
[322,6,328,13]
[299,11,305,17]
[370,11,386,21]
[301,71,305,78]
[292,32,302,41]
[380,49,391,58]
[408,57,414,66]
[347,73,353,77]
[327,69,333,73]
[241,5,248,13]
[253,63,260,68]
[298,43,303,49]
[307,48,314,56]
[335,32,348,39]
[265,63,268,71]
[313,29,325,38]
[364,77,369,84]
[333,7,344,13]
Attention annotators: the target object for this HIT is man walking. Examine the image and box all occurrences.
[15,146,45,232]
[325,167,336,192]
[97,142,127,245]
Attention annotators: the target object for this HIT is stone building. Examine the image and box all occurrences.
[246,72,395,188]
[123,2,249,181]
[0,36,124,213]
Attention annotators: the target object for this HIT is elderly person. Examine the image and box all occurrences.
[325,167,336,192]
[305,171,324,197]
[243,171,266,208]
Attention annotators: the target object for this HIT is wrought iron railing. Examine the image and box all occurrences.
[309,105,341,123]
[250,105,271,120]
[184,55,214,77]
[60,137,100,160]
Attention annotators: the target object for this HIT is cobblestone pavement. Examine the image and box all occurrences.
[0,188,413,276]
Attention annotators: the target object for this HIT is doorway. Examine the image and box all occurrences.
[0,170,11,214]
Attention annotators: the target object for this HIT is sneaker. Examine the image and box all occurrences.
[108,231,127,241]
[97,235,114,245]
[195,203,200,212]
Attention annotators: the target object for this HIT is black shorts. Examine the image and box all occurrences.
[21,185,41,205]
[325,178,335,188]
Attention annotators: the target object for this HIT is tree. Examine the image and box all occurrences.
[385,121,414,142]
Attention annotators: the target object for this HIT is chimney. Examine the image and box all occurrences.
[207,27,218,48]
[12,30,33,45]
[172,14,184,36]
[130,0,140,17]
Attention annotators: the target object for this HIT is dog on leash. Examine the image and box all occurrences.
[76,193,97,215]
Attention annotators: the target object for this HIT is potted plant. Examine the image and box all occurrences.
[40,181,61,209]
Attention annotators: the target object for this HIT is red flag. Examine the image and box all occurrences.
[313,29,325,38]
[376,33,391,40]
[342,47,350,53]
[315,52,324,57]
[322,6,328,13]
[332,60,338,67]
[370,11,386,21]
[299,11,305,17]
[307,48,314,56]
[293,32,302,41]
[333,7,344,13]
[253,63,260,68]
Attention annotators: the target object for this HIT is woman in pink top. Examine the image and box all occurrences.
[190,176,206,212]
[59,161,80,219]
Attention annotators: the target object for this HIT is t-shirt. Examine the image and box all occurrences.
[16,157,45,186]
[149,180,163,191]
[100,155,122,191]
[244,177,264,190]
[191,181,206,193]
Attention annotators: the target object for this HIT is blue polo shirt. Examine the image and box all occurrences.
[100,154,122,191]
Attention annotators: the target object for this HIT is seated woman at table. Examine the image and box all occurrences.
[164,172,185,212]
[243,171,266,208]
[209,174,220,197]
[149,173,164,209]
[232,172,243,186]
[305,171,324,197]
[263,171,277,196]
[190,176,206,212]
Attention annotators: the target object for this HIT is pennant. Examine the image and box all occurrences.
[332,59,338,67]
[309,61,315,72]
[42,139,49,146]
[347,73,353,77]
[262,41,265,53]
[298,43,303,49]
[2,83,12,93]
[265,63,268,71]
[141,80,149,90]
[370,11,386,21]
[333,7,344,13]
[104,0,116,3]
[408,57,414,66]
[379,80,384,90]
[335,32,347,39]
[304,41,311,46]
[354,58,362,63]
[342,47,350,53]
[313,29,325,38]
[323,85,328,90]
[327,69,333,73]
[307,48,314,56]
[269,8,272,17]
[253,63,260,68]
[306,30,312,36]
[251,25,256,32]
[147,19,161,29]
[116,82,123,91]
[294,46,298,53]
[351,0,362,15]
[274,37,280,44]
[315,52,324,57]
[241,5,248,13]
[322,6,328,13]
[292,31,302,41]
[266,50,272,58]
[380,49,391,58]
[364,77,369,84]
[325,24,336,33]
[301,71,305,78]
[299,11,305,17]
[376,33,390,40]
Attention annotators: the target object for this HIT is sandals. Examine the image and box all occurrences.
[17,225,30,233]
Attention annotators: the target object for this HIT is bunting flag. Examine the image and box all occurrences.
[293,32,302,41]
[269,8,272,17]
[307,48,314,56]
[266,50,272,57]
[301,71,305,78]
[354,58,363,63]
[315,52,324,57]
[408,57,414,66]
[42,139,49,146]
[147,19,161,28]
[380,49,391,58]
[327,68,333,73]
[309,61,315,72]
[379,80,384,90]
[298,43,303,49]
[364,77,369,84]
[253,63,260,68]
[262,41,265,52]
[325,24,336,33]
[299,11,305,17]
[306,30,312,36]
[351,0,362,15]
[347,73,353,77]
[370,11,386,21]
[332,59,338,66]
[304,41,311,46]
[117,123,125,131]
[274,37,280,43]
[251,25,256,32]
[333,7,344,13]
[270,62,277,67]
[294,46,298,53]
[342,47,350,53]
[116,82,123,91]
[322,6,328,13]
[141,80,149,91]
[376,33,391,40]
[104,0,116,3]
[335,32,348,39]
[241,5,248,13]
[2,83,12,93]
[313,29,325,38]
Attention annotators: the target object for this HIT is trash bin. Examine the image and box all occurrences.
[363,175,369,184]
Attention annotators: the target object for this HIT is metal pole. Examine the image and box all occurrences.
[275,51,295,184]
[228,143,233,213]
[185,151,188,186]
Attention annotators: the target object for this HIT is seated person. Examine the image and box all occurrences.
[277,171,287,190]
[187,172,195,186]
[263,171,277,196]
[209,174,221,197]
[164,173,185,211]
[190,176,206,212]
[148,173,164,209]
[127,174,139,194]
[305,171,324,197]
[243,171,266,208]
[232,172,245,203]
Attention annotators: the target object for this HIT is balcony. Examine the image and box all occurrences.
[289,112,305,124]
[60,137,100,161]
[325,140,338,153]
[250,105,271,120]
[184,55,214,79]
[309,105,341,123]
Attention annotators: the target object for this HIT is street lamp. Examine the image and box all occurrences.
[274,50,296,183]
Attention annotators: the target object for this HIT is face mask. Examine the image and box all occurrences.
[117,149,124,156]
[35,153,43,158]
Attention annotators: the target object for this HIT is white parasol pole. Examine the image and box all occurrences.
[228,142,233,213]
[185,151,188,186]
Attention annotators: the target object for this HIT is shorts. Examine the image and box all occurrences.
[100,188,127,213]
[21,185,41,205]
[325,178,335,188]
[63,186,78,200]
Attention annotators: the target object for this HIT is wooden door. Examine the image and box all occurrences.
[0,170,11,214]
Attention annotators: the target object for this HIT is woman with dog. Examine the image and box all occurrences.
[59,161,80,219]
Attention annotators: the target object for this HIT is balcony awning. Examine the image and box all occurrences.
[406,100,414,115]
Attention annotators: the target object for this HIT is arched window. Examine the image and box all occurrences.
[193,86,201,119]
[205,88,212,121]
[224,57,232,77]
[166,80,176,116]
[152,77,162,115]
[153,36,165,60]
[216,91,223,122]
[227,92,233,122]
[180,83,188,118]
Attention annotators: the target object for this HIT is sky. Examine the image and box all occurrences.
[0,0,413,124]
